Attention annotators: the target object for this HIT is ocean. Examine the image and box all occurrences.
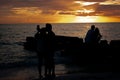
[0,23,118,79]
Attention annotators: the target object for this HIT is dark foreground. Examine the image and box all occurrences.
[0,55,116,80]
[0,56,114,80]
[22,35,117,80]
[0,65,115,80]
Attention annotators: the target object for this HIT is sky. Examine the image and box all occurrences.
[0,0,120,24]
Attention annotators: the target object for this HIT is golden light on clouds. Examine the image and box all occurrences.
[57,15,76,23]
[100,0,120,5]
[95,16,120,22]
[74,1,97,6]
[76,9,95,14]
[82,2,97,6]
[12,7,42,16]
[0,0,119,24]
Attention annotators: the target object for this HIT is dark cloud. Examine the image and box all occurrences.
[76,3,120,16]
[58,11,74,15]
[0,0,74,10]
[41,10,57,15]
[96,5,120,16]
[0,0,77,16]
[0,7,15,16]
[97,5,120,11]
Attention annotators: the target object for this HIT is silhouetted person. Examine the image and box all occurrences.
[93,27,102,43]
[35,25,41,39]
[36,25,41,32]
[34,27,47,79]
[44,23,56,79]
[85,25,95,43]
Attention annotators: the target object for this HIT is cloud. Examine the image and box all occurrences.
[0,0,120,23]
[75,0,107,2]
[96,5,120,16]
[0,0,78,16]
[0,0,75,10]
[58,11,75,15]
[75,2,120,16]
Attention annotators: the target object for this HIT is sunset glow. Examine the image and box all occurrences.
[73,16,120,23]
[76,9,95,14]
[74,1,97,6]
[0,0,120,24]
[82,2,97,6]
[74,16,97,23]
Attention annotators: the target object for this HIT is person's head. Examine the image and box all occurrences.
[37,25,40,28]
[95,28,99,32]
[46,23,52,31]
[37,25,40,32]
[91,25,95,30]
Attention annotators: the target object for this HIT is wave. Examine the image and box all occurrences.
[0,42,24,46]
[0,59,38,69]
[0,52,70,69]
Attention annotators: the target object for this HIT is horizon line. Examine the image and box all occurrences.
[0,22,120,25]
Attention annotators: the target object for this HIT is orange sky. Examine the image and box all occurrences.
[0,0,120,24]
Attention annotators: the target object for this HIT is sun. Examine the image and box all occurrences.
[73,16,98,23]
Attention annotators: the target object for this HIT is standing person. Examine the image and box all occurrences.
[36,25,41,32]
[44,23,56,79]
[34,25,41,40]
[34,25,41,52]
[93,27,102,43]
[85,25,95,43]
[34,26,47,79]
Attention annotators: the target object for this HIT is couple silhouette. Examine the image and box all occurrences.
[85,25,102,44]
[34,23,56,80]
